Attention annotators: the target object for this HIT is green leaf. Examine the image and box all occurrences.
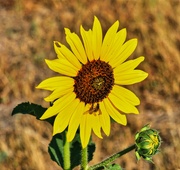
[48,132,96,169]
[105,164,122,170]
[87,140,96,163]
[48,134,64,168]
[11,102,55,125]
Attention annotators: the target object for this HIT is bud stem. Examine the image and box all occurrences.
[88,144,136,170]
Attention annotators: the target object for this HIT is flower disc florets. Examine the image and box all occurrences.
[74,59,114,104]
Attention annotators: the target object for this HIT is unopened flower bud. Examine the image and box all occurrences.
[135,124,161,162]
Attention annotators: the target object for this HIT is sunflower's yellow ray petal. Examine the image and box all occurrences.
[65,28,87,64]
[112,85,140,106]
[53,99,79,135]
[114,56,145,73]
[44,86,74,102]
[53,41,65,59]
[36,76,74,91]
[114,28,127,45]
[100,21,119,61]
[99,102,110,136]
[108,88,139,114]
[54,41,82,69]
[45,59,77,77]
[89,112,102,139]
[92,16,102,60]
[67,102,85,142]
[114,70,148,85]
[103,98,127,125]
[80,114,91,148]
[80,26,94,61]
[104,28,127,62]
[80,104,92,148]
[40,92,76,119]
[109,39,138,68]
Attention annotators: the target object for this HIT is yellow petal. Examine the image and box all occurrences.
[67,102,85,142]
[44,86,74,102]
[92,16,102,60]
[53,98,79,135]
[54,41,82,70]
[36,76,74,91]
[113,56,145,73]
[80,26,94,61]
[111,85,140,106]
[80,114,91,148]
[108,88,139,114]
[40,92,76,119]
[45,59,78,77]
[114,70,148,85]
[103,98,127,125]
[89,112,102,139]
[99,101,110,136]
[80,104,92,148]
[100,21,119,61]
[65,28,87,64]
[109,39,138,68]
[53,41,65,59]
[104,28,127,62]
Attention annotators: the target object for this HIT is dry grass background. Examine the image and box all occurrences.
[0,0,180,170]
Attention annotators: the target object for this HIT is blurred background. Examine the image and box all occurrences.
[0,0,180,169]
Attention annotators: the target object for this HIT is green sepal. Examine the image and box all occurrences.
[48,132,95,169]
[11,102,55,125]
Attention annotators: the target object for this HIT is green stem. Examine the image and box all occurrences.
[63,132,71,170]
[88,144,136,170]
[81,146,88,170]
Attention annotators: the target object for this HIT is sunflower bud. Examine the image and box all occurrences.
[135,124,161,162]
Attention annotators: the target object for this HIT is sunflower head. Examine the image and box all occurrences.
[135,124,161,162]
[36,16,148,148]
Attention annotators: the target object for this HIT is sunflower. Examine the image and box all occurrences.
[36,16,148,148]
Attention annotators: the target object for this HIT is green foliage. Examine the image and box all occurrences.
[11,102,55,125]
[94,163,122,170]
[48,134,64,167]
[104,164,122,170]
[48,133,95,169]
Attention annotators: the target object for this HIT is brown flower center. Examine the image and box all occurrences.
[74,59,114,104]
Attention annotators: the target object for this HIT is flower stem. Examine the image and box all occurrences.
[88,144,136,170]
[63,132,71,170]
[81,146,88,170]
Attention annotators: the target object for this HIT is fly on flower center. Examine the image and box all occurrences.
[73,59,114,105]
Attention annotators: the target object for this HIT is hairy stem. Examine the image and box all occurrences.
[89,144,136,170]
[81,146,88,170]
[63,132,71,170]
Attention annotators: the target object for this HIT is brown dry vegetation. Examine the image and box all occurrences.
[0,0,180,170]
